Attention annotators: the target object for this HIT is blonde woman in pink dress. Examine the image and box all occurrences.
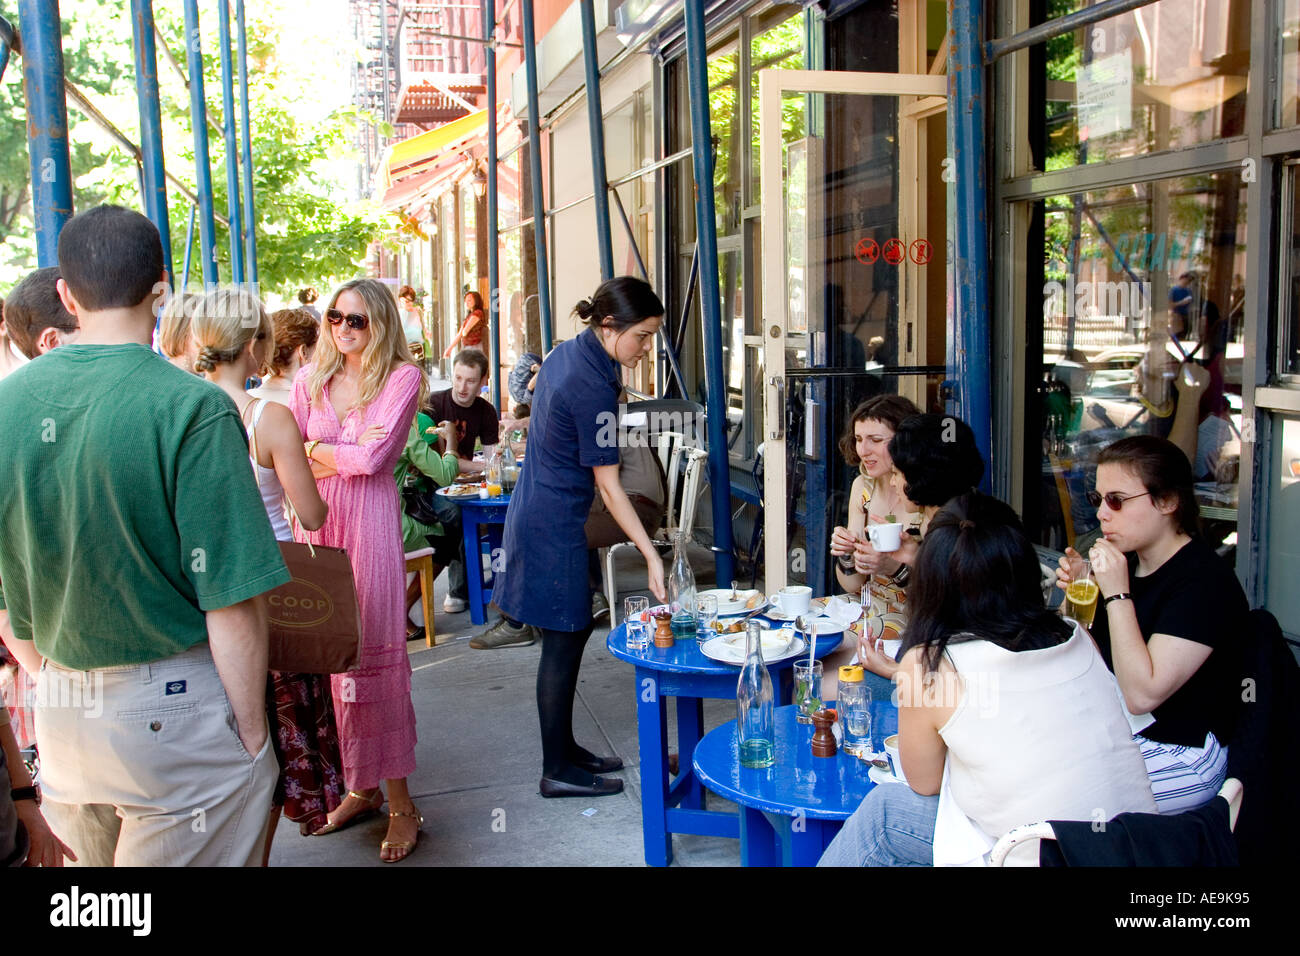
[289,278,428,862]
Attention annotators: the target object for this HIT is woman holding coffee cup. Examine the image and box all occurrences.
[824,397,922,698]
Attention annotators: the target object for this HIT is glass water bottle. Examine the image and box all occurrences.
[736,621,775,768]
[668,530,698,637]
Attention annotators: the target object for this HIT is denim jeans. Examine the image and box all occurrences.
[431,492,468,600]
[817,782,939,866]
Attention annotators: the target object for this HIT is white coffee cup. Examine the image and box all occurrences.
[866,522,904,553]
[770,585,812,618]
[883,733,907,783]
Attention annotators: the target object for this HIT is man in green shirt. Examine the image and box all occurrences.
[0,205,290,866]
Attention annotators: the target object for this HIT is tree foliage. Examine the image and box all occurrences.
[1,0,391,297]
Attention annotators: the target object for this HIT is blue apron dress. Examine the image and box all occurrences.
[494,328,621,632]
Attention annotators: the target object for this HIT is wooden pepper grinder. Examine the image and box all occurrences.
[811,708,838,758]
[653,611,675,648]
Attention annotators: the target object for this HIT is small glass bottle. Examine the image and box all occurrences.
[485,445,503,497]
[498,440,517,493]
[668,529,698,637]
[736,621,775,768]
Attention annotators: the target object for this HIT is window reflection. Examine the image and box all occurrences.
[1044,0,1249,170]
[1036,172,1246,554]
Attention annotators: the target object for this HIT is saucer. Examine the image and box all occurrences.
[868,766,907,786]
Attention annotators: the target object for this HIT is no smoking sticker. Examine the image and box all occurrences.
[855,237,879,265]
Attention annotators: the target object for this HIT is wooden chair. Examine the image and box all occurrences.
[404,546,439,647]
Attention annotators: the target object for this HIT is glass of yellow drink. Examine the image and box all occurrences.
[1066,559,1099,628]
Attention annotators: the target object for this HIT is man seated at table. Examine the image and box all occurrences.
[424,348,499,614]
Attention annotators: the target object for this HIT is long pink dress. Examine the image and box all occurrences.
[290,362,421,788]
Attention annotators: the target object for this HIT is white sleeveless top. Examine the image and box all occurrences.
[245,399,292,542]
[936,623,1156,865]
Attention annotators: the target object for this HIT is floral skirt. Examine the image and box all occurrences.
[266,672,346,834]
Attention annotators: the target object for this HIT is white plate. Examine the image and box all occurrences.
[700,634,806,666]
[698,588,764,616]
[868,766,907,786]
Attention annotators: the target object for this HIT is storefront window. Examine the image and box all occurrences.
[1043,0,1249,171]
[1279,163,1300,381]
[1034,171,1247,553]
[1266,416,1300,635]
[749,11,806,207]
[1280,1,1300,127]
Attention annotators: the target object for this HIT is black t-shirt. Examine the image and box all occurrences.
[1091,536,1246,748]
[426,389,499,459]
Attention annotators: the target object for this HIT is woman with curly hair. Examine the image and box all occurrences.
[249,307,319,406]
[290,278,429,861]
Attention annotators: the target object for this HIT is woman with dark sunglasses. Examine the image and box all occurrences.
[290,278,430,861]
[1055,435,1247,813]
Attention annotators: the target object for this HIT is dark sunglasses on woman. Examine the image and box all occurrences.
[326,308,370,330]
[1086,490,1151,511]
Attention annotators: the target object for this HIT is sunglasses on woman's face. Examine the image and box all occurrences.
[326,308,370,330]
[1087,490,1152,511]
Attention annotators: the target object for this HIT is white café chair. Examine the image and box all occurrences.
[988,777,1244,866]
[605,444,709,626]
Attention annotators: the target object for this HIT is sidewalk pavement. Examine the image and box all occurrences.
[268,569,743,867]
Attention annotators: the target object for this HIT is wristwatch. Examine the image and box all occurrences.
[890,563,911,587]
[10,785,39,805]
[837,553,856,572]
[1103,592,1133,607]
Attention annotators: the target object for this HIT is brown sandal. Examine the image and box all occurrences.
[380,808,424,863]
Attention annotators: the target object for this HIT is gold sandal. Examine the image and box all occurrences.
[313,789,384,835]
[380,808,424,863]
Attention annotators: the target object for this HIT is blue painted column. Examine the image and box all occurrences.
[521,0,552,352]
[683,0,735,585]
[130,0,172,282]
[946,0,993,491]
[236,0,258,284]
[484,0,501,411]
[216,0,244,283]
[182,0,219,285]
[181,203,196,295]
[580,0,613,282]
[19,0,73,266]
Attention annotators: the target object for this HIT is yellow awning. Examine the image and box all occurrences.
[387,108,488,175]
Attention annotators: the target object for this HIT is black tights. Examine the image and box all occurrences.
[536,623,603,783]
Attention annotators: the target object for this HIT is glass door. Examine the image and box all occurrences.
[757,69,947,591]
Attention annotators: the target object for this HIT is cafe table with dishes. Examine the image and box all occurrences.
[606,586,875,867]
[434,452,521,624]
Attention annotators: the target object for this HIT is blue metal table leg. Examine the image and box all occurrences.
[739,805,778,867]
[463,511,486,625]
[770,812,840,867]
[674,695,706,810]
[635,667,672,867]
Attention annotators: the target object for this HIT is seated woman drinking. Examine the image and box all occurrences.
[819,492,1155,866]
[848,414,986,689]
[1057,435,1247,814]
[824,395,922,700]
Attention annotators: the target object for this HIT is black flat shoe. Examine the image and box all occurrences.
[539,775,625,798]
[572,753,623,774]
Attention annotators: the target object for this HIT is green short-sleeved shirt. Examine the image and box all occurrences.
[0,344,290,669]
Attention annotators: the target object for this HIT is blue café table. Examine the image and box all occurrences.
[692,701,898,866]
[606,622,843,867]
[437,490,511,625]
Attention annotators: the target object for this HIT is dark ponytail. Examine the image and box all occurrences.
[573,277,664,331]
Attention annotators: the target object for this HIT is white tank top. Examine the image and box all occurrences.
[937,624,1157,862]
[245,399,293,542]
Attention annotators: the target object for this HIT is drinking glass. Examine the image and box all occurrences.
[1066,559,1099,628]
[624,596,650,651]
[839,681,873,757]
[793,660,823,724]
[696,593,719,642]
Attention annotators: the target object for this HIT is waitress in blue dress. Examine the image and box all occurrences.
[495,277,668,798]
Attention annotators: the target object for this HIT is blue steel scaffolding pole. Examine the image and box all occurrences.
[19,0,73,266]
[217,0,244,283]
[182,0,219,285]
[484,0,501,411]
[683,0,735,585]
[579,0,613,282]
[130,0,172,282]
[236,0,258,284]
[946,0,992,492]
[521,0,552,352]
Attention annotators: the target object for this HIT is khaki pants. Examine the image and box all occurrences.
[36,642,276,867]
